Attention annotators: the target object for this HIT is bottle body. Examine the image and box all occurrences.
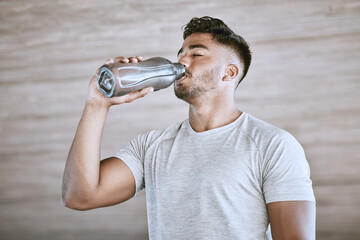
[97,57,185,97]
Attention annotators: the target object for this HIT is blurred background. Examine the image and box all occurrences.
[1,0,359,239]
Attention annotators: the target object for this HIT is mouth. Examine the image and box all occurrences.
[176,70,191,84]
[177,75,187,83]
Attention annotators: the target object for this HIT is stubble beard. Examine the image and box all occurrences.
[174,69,218,102]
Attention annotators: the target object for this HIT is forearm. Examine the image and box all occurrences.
[62,101,109,207]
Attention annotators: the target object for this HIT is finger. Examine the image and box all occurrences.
[141,86,154,94]
[135,56,143,62]
[124,87,154,103]
[128,57,138,63]
[114,56,129,63]
[104,58,114,64]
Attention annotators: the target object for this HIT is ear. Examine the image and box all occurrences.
[222,64,239,82]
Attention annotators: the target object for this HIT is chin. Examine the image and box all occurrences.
[174,87,190,101]
[174,89,201,104]
[174,90,188,101]
[174,81,206,102]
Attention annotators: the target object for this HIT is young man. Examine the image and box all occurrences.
[62,16,316,239]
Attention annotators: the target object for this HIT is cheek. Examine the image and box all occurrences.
[191,58,224,80]
[198,68,221,85]
[208,64,225,79]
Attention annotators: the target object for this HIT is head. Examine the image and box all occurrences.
[182,16,251,88]
[174,16,252,102]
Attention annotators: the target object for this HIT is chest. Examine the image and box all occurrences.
[144,134,263,198]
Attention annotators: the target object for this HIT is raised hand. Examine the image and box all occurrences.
[87,56,154,108]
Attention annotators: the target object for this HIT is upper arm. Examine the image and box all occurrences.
[85,157,136,210]
[267,201,316,240]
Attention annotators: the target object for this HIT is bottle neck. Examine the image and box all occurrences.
[172,63,185,79]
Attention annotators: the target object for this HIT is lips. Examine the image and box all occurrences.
[177,75,187,83]
[176,70,191,83]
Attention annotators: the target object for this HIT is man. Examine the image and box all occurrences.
[62,16,316,239]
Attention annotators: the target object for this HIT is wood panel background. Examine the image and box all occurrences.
[0,0,359,239]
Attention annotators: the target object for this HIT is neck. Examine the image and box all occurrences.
[188,95,241,132]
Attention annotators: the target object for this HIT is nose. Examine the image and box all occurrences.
[178,56,190,68]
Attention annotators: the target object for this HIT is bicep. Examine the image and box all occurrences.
[88,157,136,209]
[267,201,316,240]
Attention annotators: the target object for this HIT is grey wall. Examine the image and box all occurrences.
[0,0,359,239]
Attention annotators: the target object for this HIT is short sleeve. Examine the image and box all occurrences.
[262,131,315,203]
[113,132,151,196]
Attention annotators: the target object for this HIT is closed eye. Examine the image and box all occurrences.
[192,54,203,57]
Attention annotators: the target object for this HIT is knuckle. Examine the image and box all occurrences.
[114,56,123,61]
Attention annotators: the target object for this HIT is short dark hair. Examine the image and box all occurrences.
[183,16,252,87]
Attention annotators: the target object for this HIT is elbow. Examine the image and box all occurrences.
[61,190,93,211]
[62,196,92,211]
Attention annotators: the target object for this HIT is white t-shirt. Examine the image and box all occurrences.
[115,112,315,239]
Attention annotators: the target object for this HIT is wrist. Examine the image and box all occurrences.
[85,98,111,112]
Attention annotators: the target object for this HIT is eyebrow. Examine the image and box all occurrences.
[177,44,209,56]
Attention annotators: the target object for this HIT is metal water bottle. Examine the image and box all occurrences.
[97,57,185,97]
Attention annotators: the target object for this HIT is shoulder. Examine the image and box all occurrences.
[241,113,298,141]
[117,120,186,160]
[239,113,304,156]
[139,120,186,147]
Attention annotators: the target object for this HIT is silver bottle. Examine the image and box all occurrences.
[97,57,185,97]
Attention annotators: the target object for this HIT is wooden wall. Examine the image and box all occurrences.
[1,0,359,239]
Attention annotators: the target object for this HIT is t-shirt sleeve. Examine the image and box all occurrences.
[262,131,315,204]
[113,132,151,196]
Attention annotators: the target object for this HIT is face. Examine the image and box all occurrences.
[174,33,226,102]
